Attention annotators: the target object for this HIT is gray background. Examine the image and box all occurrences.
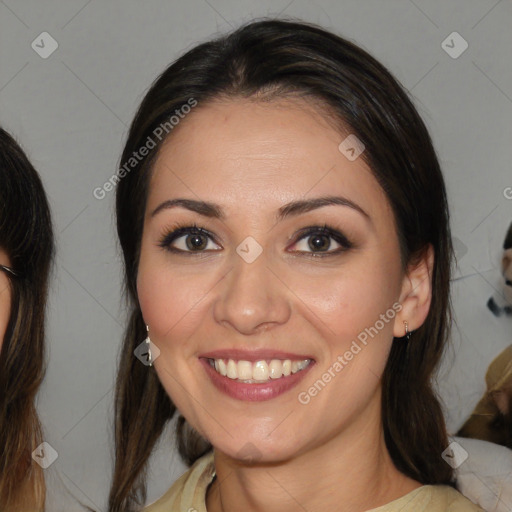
[1,0,511,510]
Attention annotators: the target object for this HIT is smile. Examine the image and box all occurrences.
[200,354,315,401]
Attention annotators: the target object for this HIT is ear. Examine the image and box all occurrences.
[393,244,435,338]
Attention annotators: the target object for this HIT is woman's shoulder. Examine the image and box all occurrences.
[368,484,485,512]
[143,451,215,512]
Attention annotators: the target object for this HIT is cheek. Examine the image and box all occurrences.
[137,269,187,343]
[290,257,400,339]
[136,248,213,354]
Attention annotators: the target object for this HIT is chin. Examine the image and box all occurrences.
[212,432,306,464]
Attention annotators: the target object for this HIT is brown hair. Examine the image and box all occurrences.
[110,18,455,511]
[0,128,55,511]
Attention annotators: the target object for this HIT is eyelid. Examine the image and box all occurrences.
[158,223,221,253]
[292,225,353,249]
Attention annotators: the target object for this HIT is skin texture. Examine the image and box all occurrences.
[137,98,435,512]
[0,248,12,352]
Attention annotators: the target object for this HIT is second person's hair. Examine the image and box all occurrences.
[0,127,55,511]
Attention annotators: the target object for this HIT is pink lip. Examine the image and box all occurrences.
[199,348,314,362]
[199,357,315,402]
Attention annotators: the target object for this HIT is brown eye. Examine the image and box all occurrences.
[159,225,220,254]
[290,225,353,257]
[183,233,208,251]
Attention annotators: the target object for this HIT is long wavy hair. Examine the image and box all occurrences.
[0,128,55,511]
[110,18,455,511]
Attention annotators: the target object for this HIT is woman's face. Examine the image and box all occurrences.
[137,98,415,461]
[0,248,12,351]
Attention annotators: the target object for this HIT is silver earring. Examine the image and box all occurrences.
[403,321,411,341]
[145,325,153,366]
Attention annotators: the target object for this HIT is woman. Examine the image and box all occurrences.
[0,128,55,511]
[109,19,484,511]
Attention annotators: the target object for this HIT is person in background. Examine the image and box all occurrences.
[0,127,55,511]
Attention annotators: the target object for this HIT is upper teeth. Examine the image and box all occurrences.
[210,358,311,382]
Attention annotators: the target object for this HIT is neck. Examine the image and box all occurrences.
[205,392,422,512]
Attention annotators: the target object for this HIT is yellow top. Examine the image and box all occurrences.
[144,452,485,512]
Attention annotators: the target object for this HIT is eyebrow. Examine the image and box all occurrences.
[151,196,371,223]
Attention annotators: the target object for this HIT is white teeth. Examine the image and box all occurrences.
[217,359,227,376]
[227,359,237,379]
[269,360,282,379]
[237,360,252,380]
[252,360,269,381]
[297,360,309,371]
[209,358,312,382]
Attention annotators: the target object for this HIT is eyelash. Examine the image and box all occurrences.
[158,222,353,258]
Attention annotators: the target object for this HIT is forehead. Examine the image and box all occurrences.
[147,98,391,224]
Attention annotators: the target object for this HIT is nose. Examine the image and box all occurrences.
[213,248,291,335]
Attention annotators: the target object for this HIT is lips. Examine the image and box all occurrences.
[199,348,315,362]
[199,349,315,401]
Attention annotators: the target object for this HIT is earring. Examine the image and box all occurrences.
[145,325,153,366]
[403,321,412,341]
